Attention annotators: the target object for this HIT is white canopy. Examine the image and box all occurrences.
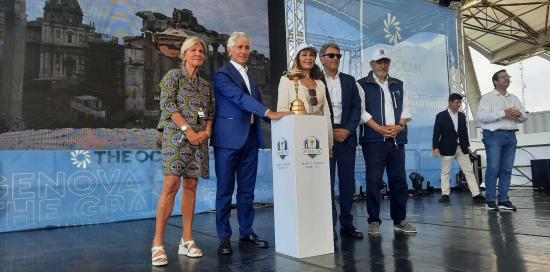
[461,0,550,65]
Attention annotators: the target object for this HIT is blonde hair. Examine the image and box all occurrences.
[179,36,207,61]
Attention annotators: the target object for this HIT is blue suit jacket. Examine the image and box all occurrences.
[211,63,269,149]
[323,72,362,147]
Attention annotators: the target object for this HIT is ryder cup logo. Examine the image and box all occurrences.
[303,136,322,158]
[276,138,289,159]
[71,150,92,169]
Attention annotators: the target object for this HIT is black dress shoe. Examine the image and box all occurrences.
[239,233,268,248]
[472,194,487,203]
[340,228,364,239]
[439,195,450,203]
[218,238,233,255]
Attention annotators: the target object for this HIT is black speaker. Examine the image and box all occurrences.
[531,159,550,190]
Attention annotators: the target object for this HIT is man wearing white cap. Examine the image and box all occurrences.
[356,48,416,235]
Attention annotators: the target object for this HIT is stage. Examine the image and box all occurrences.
[1,188,550,272]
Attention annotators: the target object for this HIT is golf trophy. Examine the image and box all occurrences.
[283,67,307,115]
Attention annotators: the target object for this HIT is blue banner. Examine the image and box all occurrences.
[0,149,274,232]
[306,0,461,189]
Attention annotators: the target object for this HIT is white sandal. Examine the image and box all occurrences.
[178,239,203,258]
[151,246,168,266]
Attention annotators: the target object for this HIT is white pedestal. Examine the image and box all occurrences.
[271,115,334,258]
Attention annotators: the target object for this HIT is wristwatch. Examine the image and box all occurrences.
[180,125,189,132]
[397,123,404,128]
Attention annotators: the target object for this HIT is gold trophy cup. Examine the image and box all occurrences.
[283,67,307,115]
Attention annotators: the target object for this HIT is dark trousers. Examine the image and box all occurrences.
[330,140,357,230]
[214,128,258,239]
[361,141,408,225]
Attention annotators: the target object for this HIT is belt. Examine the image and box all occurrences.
[483,129,518,132]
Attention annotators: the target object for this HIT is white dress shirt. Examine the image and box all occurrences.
[448,108,459,143]
[448,108,459,132]
[357,76,411,125]
[230,60,250,92]
[230,60,270,121]
[477,89,527,131]
[324,71,342,124]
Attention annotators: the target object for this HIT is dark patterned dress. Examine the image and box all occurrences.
[158,68,215,178]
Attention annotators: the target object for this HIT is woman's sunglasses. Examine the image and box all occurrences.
[308,89,318,106]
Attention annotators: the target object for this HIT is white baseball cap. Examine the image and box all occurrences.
[295,43,318,57]
[371,48,391,61]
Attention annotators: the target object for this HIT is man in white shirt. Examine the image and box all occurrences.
[356,48,416,235]
[433,93,486,203]
[478,69,527,211]
[320,42,363,240]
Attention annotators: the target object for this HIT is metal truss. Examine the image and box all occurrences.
[462,1,548,45]
[306,33,365,77]
[452,11,471,119]
[285,0,306,69]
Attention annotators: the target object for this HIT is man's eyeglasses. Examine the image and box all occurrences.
[323,53,342,59]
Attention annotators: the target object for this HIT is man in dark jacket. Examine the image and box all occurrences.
[357,48,416,236]
[320,43,363,240]
[433,93,486,204]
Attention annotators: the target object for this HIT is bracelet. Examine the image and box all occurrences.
[397,123,404,128]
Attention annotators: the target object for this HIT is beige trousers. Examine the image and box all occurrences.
[440,146,480,196]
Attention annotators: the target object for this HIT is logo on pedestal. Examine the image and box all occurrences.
[303,136,322,158]
[276,138,289,159]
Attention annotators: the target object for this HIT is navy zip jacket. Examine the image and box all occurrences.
[357,71,408,145]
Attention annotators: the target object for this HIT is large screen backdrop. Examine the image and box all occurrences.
[305,0,460,191]
[0,0,273,149]
[0,0,277,232]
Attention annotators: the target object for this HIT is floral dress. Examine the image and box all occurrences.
[158,68,215,178]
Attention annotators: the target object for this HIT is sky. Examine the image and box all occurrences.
[25,0,270,55]
[470,48,550,113]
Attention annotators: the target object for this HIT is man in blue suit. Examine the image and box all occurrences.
[320,43,363,240]
[211,32,292,255]
[433,93,486,204]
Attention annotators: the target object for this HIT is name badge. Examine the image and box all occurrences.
[177,132,187,144]
[198,108,206,118]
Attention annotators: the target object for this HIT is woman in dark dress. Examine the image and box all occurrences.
[152,36,214,266]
